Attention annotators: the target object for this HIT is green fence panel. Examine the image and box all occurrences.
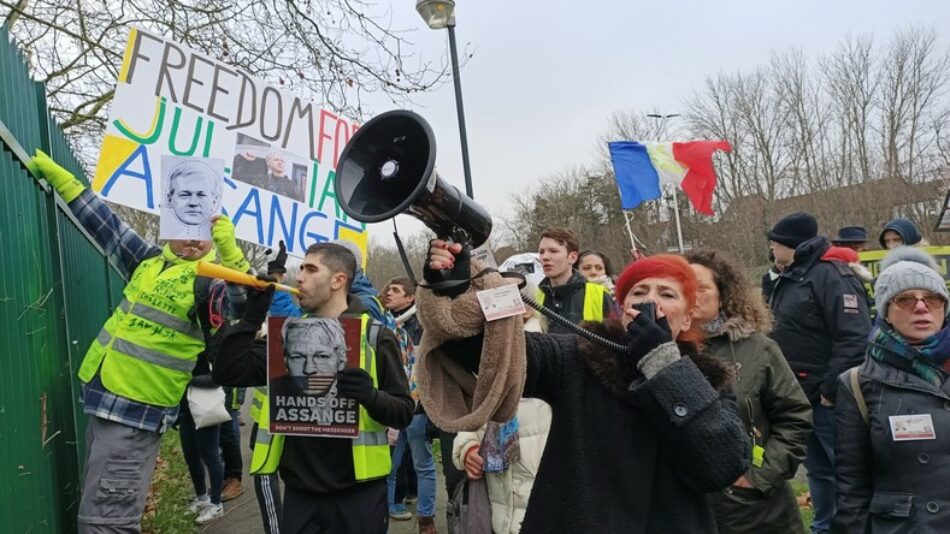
[1,25,127,533]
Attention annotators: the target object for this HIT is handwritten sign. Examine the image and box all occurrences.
[92,28,367,257]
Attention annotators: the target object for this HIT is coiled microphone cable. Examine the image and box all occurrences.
[519,292,627,353]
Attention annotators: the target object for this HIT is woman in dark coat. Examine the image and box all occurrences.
[834,247,950,533]
[421,243,750,533]
[687,249,812,534]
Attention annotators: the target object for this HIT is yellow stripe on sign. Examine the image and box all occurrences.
[337,226,368,270]
[92,135,140,192]
[118,28,138,84]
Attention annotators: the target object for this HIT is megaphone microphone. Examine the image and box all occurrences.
[334,110,492,248]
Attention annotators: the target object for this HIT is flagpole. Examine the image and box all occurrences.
[647,111,686,253]
[623,210,638,254]
[670,185,685,253]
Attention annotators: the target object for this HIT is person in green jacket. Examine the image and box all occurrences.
[686,249,813,534]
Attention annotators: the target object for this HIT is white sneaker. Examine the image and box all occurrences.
[187,495,210,514]
[195,503,224,524]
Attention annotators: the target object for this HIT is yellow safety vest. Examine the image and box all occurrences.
[536,282,607,323]
[250,314,391,481]
[250,387,267,421]
[78,246,211,407]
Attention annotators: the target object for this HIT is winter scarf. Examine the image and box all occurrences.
[394,306,420,402]
[702,313,728,337]
[482,417,521,473]
[415,260,526,432]
[869,321,950,386]
[587,274,615,294]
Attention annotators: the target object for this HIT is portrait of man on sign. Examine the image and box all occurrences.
[231,134,307,202]
[159,156,223,240]
[267,316,362,437]
[279,318,348,396]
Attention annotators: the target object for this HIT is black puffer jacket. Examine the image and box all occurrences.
[834,356,950,533]
[768,236,871,403]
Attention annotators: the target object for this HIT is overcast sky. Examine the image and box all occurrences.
[360,0,949,246]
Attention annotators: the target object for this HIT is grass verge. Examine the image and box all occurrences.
[142,431,198,534]
[791,476,814,529]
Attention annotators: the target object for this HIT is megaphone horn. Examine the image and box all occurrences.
[334,110,492,247]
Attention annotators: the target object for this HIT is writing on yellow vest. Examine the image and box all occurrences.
[78,246,214,407]
[251,314,391,481]
[535,282,607,323]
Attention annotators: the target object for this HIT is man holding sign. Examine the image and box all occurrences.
[30,151,250,532]
[211,243,413,533]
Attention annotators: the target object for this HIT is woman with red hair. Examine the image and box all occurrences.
[419,243,749,533]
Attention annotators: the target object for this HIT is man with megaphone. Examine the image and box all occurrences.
[29,151,250,532]
[210,242,414,534]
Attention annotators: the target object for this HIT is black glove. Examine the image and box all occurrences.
[422,241,471,298]
[267,240,288,275]
[244,275,276,325]
[336,367,377,405]
[625,313,673,367]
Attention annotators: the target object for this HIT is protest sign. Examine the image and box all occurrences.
[267,316,362,438]
[93,28,367,257]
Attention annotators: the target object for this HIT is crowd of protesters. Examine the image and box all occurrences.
[29,149,950,534]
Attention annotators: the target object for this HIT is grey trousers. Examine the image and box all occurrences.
[77,416,162,534]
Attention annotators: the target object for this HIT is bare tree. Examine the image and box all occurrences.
[820,34,878,184]
[365,233,431,291]
[499,27,950,270]
[3,0,448,165]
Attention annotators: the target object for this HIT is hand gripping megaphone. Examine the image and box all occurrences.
[334,110,492,247]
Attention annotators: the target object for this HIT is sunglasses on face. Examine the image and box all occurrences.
[891,292,947,311]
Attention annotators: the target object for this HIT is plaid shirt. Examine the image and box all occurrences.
[70,189,160,278]
[70,190,174,433]
[82,375,178,433]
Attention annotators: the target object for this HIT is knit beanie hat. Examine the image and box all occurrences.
[878,218,922,248]
[767,212,818,249]
[874,247,948,318]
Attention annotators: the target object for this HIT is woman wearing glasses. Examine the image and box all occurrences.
[834,247,950,533]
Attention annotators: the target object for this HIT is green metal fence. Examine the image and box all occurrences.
[1,26,127,532]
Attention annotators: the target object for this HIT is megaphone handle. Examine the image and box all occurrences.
[424,237,472,294]
[436,235,454,280]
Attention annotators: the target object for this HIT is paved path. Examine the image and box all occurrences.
[201,402,449,534]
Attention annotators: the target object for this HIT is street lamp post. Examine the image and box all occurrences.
[416,0,474,199]
[647,112,685,253]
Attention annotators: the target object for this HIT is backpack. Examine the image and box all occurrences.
[847,366,869,424]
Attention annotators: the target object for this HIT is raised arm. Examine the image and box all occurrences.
[209,285,272,387]
[31,150,158,278]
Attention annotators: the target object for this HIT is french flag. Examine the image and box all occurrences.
[607,140,732,215]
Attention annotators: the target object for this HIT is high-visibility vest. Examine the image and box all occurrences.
[249,395,283,476]
[77,246,210,407]
[250,314,391,481]
[536,282,607,323]
[249,387,267,421]
[227,387,244,411]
